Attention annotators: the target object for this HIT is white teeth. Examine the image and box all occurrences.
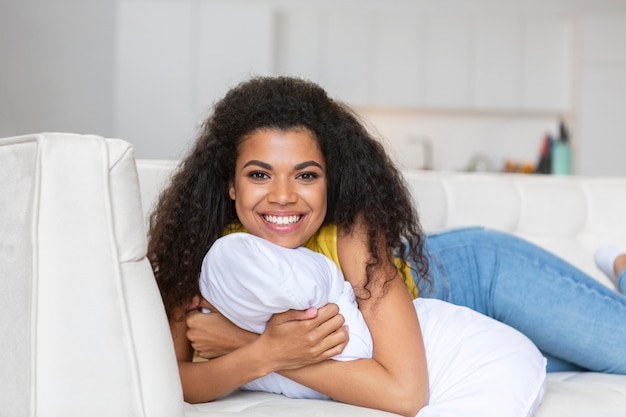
[264,215,301,225]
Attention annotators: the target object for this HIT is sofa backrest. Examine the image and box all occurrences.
[137,160,626,290]
[0,134,183,417]
[403,170,626,286]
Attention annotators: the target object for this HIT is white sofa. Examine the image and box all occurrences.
[2,132,626,417]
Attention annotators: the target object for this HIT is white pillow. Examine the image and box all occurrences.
[416,298,546,417]
[200,233,373,399]
[200,233,546,416]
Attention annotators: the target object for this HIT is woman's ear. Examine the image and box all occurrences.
[228,182,236,200]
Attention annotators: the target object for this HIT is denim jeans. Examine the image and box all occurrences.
[416,227,626,374]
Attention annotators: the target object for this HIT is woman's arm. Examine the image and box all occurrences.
[185,298,258,359]
[280,221,429,417]
[173,303,348,403]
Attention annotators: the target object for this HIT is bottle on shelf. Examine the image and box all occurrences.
[535,133,552,174]
[551,121,571,175]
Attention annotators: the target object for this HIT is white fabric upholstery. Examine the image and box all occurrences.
[2,133,625,416]
[0,133,183,417]
[402,170,626,288]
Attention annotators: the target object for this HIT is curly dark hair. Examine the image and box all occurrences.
[148,76,430,321]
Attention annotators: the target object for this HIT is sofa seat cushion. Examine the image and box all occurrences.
[535,372,626,415]
[184,391,399,417]
[183,371,626,417]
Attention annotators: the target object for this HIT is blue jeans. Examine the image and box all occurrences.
[416,227,626,374]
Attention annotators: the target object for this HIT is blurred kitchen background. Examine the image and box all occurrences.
[1,0,625,175]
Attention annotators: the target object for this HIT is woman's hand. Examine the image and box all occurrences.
[261,303,349,371]
[186,296,349,367]
[186,296,256,359]
[177,301,348,403]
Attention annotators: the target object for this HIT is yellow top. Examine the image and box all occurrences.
[225,223,418,299]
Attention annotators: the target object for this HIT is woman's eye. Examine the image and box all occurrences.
[297,172,318,181]
[248,171,269,180]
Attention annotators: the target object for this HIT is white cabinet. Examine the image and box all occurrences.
[433,14,572,113]
[276,8,573,113]
[370,12,424,108]
[275,9,374,105]
[318,11,372,105]
[115,0,274,159]
[115,2,577,158]
[423,15,472,109]
[471,17,521,110]
[275,8,322,82]
[577,14,626,176]
[521,17,573,111]
[194,2,274,116]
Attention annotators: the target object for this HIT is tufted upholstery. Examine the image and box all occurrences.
[2,133,625,416]
[403,170,626,288]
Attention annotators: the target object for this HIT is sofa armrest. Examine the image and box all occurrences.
[0,133,183,417]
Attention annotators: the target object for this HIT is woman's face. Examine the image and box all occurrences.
[229,128,327,249]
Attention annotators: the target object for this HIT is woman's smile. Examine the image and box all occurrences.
[229,128,327,249]
[262,213,303,226]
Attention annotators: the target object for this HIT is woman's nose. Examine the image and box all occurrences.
[268,180,297,205]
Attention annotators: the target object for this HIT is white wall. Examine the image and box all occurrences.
[0,0,116,139]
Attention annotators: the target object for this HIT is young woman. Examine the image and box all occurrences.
[148,78,435,415]
[148,76,624,416]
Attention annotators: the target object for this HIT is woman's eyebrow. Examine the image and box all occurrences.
[242,160,271,169]
[295,160,323,170]
[242,160,323,170]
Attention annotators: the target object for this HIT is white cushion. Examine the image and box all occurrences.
[200,233,372,399]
